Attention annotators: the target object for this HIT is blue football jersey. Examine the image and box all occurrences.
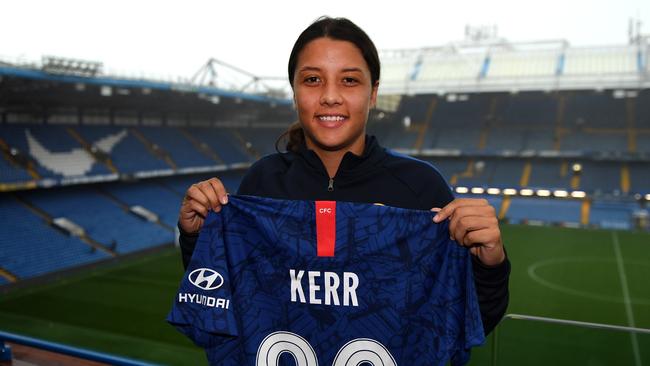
[167,195,484,366]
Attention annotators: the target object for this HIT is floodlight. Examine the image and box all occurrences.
[455,187,469,194]
[471,187,485,194]
[553,190,569,198]
[537,190,551,197]
[520,189,534,196]
[571,191,586,198]
[503,188,517,196]
[487,188,501,195]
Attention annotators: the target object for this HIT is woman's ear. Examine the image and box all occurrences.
[369,81,379,108]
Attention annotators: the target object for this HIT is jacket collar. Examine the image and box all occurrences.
[296,135,387,178]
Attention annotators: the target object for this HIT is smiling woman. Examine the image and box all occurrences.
[176,15,510,365]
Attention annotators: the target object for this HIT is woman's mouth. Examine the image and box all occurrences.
[316,115,348,127]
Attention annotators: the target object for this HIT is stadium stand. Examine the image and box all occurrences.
[101,181,182,228]
[185,127,252,164]
[589,199,637,230]
[0,152,33,183]
[75,125,170,173]
[1,38,649,288]
[0,125,112,178]
[0,196,110,280]
[17,186,173,254]
[527,160,572,190]
[135,126,217,168]
[505,198,582,225]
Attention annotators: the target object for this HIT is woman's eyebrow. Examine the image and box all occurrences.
[341,67,363,73]
[298,66,321,72]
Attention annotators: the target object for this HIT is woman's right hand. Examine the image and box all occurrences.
[178,177,229,234]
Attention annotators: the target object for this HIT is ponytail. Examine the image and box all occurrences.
[275,121,305,153]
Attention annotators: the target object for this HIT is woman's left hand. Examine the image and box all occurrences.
[432,198,506,266]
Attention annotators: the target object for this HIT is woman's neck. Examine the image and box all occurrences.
[306,136,366,178]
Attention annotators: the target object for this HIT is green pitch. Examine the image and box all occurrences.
[0,224,649,366]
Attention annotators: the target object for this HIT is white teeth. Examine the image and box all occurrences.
[318,116,345,122]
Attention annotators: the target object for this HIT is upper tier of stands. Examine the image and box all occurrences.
[1,89,648,197]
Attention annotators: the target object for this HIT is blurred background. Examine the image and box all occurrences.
[1,1,649,365]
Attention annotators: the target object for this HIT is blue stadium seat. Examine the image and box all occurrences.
[501,92,557,126]
[490,160,525,187]
[102,181,183,228]
[506,198,582,224]
[19,186,173,254]
[422,158,467,182]
[75,126,170,173]
[136,126,216,168]
[0,125,111,178]
[579,162,622,193]
[565,92,626,128]
[186,128,252,164]
[561,131,627,153]
[590,200,635,230]
[0,155,33,183]
[527,160,571,190]
[522,130,555,151]
[0,195,110,280]
[629,162,650,194]
[237,127,287,157]
[484,130,526,152]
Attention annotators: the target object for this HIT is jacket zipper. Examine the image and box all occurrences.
[327,178,334,192]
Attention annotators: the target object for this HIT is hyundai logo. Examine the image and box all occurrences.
[189,268,224,290]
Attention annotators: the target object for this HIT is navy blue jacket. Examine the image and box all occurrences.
[179,135,509,335]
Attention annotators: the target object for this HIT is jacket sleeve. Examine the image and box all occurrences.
[472,254,510,335]
[179,223,199,271]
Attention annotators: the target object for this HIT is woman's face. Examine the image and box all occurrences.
[293,37,378,154]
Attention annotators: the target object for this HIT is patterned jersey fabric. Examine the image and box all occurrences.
[167,195,484,366]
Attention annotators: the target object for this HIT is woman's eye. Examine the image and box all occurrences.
[343,77,359,85]
[304,76,320,84]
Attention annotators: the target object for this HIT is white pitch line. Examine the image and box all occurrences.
[612,231,642,366]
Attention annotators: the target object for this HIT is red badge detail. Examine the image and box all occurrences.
[315,201,336,257]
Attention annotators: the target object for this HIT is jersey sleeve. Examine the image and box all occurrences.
[434,221,486,366]
[166,210,239,348]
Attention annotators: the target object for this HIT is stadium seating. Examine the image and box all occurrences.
[0,154,33,182]
[579,161,623,193]
[0,125,112,178]
[527,160,572,190]
[564,92,627,128]
[18,186,173,254]
[185,127,252,164]
[236,127,287,158]
[499,92,557,126]
[102,181,183,228]
[589,200,636,230]
[505,198,582,225]
[75,125,170,173]
[629,162,650,194]
[0,195,110,280]
[135,126,216,168]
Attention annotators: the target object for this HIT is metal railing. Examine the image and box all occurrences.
[0,330,159,366]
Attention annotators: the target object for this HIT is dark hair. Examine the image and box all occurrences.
[277,16,381,152]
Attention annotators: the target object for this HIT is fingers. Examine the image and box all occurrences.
[179,177,228,233]
[433,198,489,223]
[183,178,228,211]
[432,198,505,265]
